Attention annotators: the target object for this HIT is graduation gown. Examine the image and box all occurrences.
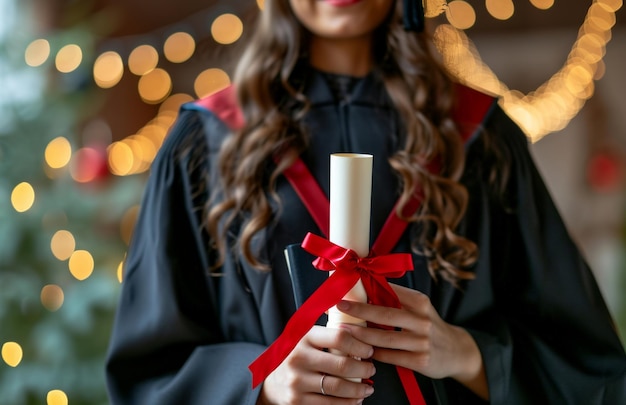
[105,69,626,404]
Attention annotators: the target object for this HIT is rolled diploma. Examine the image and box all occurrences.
[327,153,372,381]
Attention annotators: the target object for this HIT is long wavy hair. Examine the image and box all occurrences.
[207,0,478,285]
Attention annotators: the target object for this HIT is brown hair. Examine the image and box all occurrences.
[207,0,477,285]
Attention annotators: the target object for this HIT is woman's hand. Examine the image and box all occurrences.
[335,283,489,400]
[258,325,376,405]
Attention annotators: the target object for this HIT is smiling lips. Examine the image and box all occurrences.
[323,0,363,7]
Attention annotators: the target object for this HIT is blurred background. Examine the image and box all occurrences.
[1,0,624,404]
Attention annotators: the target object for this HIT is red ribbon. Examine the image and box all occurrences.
[249,233,425,405]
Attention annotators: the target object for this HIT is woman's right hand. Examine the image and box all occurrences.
[258,325,376,405]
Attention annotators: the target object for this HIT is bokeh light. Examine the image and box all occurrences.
[55,44,82,73]
[138,123,168,151]
[160,93,194,114]
[68,250,94,281]
[530,0,555,10]
[257,0,265,10]
[211,14,244,45]
[446,1,476,30]
[434,0,620,142]
[164,32,195,63]
[588,2,617,31]
[138,68,172,104]
[45,137,72,169]
[194,68,230,98]
[25,38,50,67]
[69,147,107,183]
[486,0,514,20]
[120,137,147,174]
[598,0,623,12]
[1,342,23,367]
[41,285,65,312]
[117,261,124,283]
[47,390,68,405]
[128,44,159,75]
[50,230,76,261]
[11,182,35,213]
[108,141,134,176]
[93,51,124,88]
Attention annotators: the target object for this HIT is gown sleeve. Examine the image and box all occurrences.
[104,108,264,404]
[470,106,626,404]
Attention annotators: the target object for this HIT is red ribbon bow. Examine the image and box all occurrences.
[249,233,425,405]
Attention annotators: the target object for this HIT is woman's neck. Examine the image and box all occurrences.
[308,35,372,77]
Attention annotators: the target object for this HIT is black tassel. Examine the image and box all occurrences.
[403,0,425,32]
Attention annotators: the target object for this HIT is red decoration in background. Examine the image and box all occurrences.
[587,151,624,193]
[70,145,110,184]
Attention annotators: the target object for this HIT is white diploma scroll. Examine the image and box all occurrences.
[327,153,372,331]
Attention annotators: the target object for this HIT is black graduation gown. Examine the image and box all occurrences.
[105,70,626,404]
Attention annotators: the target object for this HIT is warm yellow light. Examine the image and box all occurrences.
[129,134,157,169]
[164,32,196,63]
[128,44,159,75]
[93,51,124,89]
[529,0,555,10]
[119,138,147,175]
[435,0,619,143]
[139,123,168,151]
[257,0,265,10]
[588,3,617,31]
[45,137,72,169]
[108,141,135,176]
[41,285,65,312]
[11,182,35,213]
[211,14,244,45]
[117,261,124,283]
[594,59,606,80]
[1,342,23,367]
[486,0,514,20]
[153,111,177,131]
[597,0,623,13]
[68,250,94,281]
[25,39,50,67]
[47,390,68,405]
[55,44,82,73]
[194,68,231,99]
[160,93,194,114]
[138,68,172,104]
[445,1,476,30]
[50,230,76,261]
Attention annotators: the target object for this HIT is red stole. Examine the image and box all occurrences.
[194,84,495,404]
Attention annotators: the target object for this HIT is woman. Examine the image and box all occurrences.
[105,1,626,404]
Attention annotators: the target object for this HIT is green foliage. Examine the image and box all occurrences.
[0,2,143,404]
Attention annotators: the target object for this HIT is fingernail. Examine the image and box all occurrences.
[365,386,374,397]
[337,300,350,310]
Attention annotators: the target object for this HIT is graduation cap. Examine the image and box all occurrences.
[403,0,448,32]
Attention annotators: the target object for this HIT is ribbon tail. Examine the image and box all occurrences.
[397,366,427,405]
[248,271,361,387]
[360,279,425,404]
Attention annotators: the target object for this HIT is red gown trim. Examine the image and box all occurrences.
[193,83,495,403]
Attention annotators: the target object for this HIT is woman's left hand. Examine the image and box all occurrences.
[335,283,488,400]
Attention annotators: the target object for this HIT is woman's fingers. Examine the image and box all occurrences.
[335,298,430,332]
[297,327,376,380]
[262,325,377,404]
[305,325,375,361]
[312,373,375,400]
